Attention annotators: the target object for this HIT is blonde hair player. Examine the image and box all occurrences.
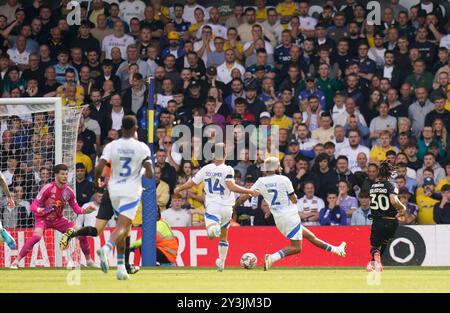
[234,157,347,270]
[174,143,259,271]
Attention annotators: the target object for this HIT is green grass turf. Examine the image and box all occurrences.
[1,267,450,293]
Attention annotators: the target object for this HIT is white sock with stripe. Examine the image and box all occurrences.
[218,240,229,262]
[270,249,287,263]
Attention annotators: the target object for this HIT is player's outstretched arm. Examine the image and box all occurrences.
[234,194,251,208]
[143,161,153,179]
[225,180,259,197]
[174,179,197,195]
[0,172,14,208]
[289,193,298,204]
[95,159,108,188]
[390,194,406,214]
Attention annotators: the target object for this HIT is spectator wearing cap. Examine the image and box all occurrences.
[417,176,440,224]
[216,49,245,85]
[161,31,184,59]
[250,112,272,148]
[271,101,292,130]
[368,32,387,67]
[398,187,418,225]
[75,162,95,207]
[434,184,450,224]
[183,79,205,115]
[298,74,327,111]
[244,83,266,121]
[204,66,226,93]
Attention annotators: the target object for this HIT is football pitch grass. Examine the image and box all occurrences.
[2,267,450,293]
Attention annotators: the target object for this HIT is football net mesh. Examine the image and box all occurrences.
[0,101,84,268]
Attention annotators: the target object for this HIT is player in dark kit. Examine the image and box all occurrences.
[368,161,406,272]
[59,161,140,274]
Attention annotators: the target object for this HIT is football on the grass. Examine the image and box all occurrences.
[240,252,257,269]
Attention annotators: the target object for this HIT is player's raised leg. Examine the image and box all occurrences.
[302,226,346,257]
[54,217,95,267]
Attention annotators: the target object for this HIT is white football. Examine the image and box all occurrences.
[240,252,257,269]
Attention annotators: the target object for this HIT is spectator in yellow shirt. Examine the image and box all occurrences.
[416,177,439,224]
[277,0,299,24]
[445,85,450,111]
[155,165,170,211]
[369,130,398,164]
[436,160,450,192]
[75,137,93,174]
[255,0,268,22]
[271,101,293,129]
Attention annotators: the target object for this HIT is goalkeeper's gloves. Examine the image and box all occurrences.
[36,206,54,215]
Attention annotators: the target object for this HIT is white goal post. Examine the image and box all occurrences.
[0,97,63,166]
[0,97,84,268]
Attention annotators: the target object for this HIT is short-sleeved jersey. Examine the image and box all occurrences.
[369,180,398,218]
[192,163,235,207]
[101,138,151,197]
[252,175,296,218]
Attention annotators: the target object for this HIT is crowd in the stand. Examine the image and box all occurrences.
[1,0,450,229]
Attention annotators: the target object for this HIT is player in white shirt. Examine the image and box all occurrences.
[174,143,258,271]
[95,115,153,280]
[234,157,347,271]
[101,20,135,60]
[119,0,146,25]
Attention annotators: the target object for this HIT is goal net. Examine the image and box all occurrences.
[0,98,83,268]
